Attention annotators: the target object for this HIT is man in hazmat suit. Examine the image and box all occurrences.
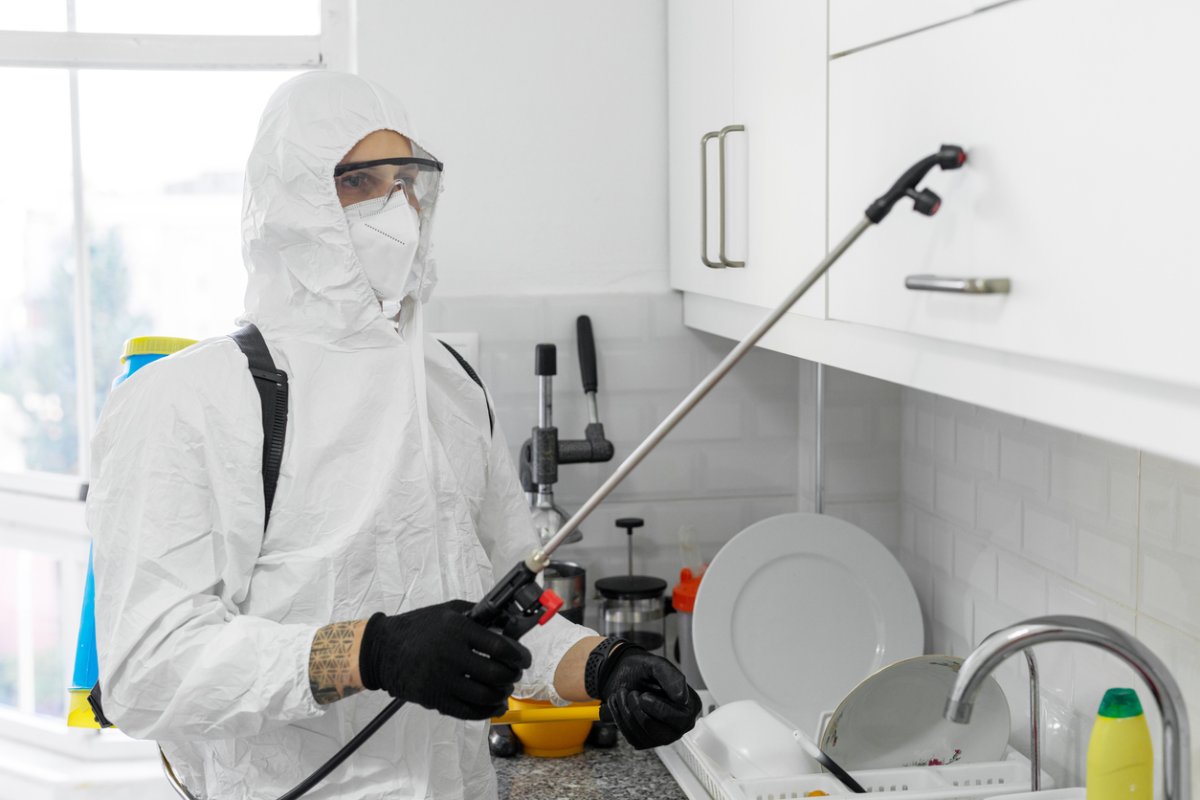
[88,71,700,799]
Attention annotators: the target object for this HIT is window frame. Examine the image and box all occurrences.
[0,0,352,759]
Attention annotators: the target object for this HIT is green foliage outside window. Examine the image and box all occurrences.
[0,228,151,474]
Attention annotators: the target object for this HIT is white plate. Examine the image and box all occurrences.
[692,513,923,736]
[820,654,1011,769]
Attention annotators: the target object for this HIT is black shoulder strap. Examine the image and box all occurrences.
[87,325,290,730]
[439,340,494,437]
[229,324,289,530]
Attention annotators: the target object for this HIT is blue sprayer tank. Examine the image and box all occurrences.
[67,336,196,728]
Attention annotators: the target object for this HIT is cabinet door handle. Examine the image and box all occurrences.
[904,274,1011,294]
[717,124,745,268]
[700,130,722,268]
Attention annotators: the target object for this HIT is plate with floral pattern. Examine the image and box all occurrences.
[820,654,1011,769]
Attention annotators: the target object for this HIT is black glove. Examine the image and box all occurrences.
[358,600,532,720]
[588,639,702,749]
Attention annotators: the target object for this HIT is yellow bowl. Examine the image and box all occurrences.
[506,697,600,758]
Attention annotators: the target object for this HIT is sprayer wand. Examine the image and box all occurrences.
[531,143,965,563]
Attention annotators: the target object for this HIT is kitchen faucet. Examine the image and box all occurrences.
[946,615,1190,800]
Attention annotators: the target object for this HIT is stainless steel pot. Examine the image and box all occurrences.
[543,561,586,625]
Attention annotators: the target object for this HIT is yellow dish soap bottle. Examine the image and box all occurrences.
[1087,688,1152,800]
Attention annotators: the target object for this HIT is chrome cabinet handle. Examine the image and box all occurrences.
[717,124,745,268]
[699,124,745,269]
[905,274,1011,294]
[700,130,722,268]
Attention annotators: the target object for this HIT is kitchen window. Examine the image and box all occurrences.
[0,0,348,757]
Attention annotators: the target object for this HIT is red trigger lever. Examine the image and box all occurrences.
[538,589,563,624]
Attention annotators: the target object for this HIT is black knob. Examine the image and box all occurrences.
[535,343,557,376]
[616,518,644,536]
[906,186,942,216]
[937,143,967,170]
[489,725,521,757]
[587,721,619,748]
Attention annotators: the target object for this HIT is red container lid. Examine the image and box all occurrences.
[672,567,705,613]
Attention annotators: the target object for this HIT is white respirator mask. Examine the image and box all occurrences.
[345,198,424,323]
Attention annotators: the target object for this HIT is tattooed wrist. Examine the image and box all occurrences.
[309,619,367,705]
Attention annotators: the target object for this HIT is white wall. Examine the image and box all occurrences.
[356,0,670,297]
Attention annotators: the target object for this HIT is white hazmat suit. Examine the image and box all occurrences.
[90,71,594,800]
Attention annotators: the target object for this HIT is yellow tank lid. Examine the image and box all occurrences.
[121,336,198,362]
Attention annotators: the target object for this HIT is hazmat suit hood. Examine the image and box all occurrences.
[240,71,440,345]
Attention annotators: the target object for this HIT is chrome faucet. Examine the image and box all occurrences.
[946,615,1190,800]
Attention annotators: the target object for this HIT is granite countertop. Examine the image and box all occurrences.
[494,739,687,800]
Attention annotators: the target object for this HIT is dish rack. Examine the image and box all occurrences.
[670,721,1054,800]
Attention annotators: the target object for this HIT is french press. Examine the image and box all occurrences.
[593,518,667,655]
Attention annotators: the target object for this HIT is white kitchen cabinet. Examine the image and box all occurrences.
[667,0,826,317]
[829,0,997,56]
[827,0,1200,390]
[666,0,732,296]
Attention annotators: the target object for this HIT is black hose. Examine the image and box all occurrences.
[274,698,406,800]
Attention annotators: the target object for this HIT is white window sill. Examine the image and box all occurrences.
[0,708,152,761]
[0,472,86,502]
[0,483,89,559]
[0,738,175,800]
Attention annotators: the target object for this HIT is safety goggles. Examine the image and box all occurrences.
[333,156,443,212]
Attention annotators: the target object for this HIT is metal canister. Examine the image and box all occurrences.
[543,561,586,625]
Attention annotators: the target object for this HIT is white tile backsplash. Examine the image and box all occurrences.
[996,554,1049,617]
[454,296,1200,797]
[929,519,957,577]
[825,403,874,446]
[916,405,936,453]
[1075,526,1137,606]
[934,468,976,527]
[1000,434,1051,497]
[1140,544,1200,641]
[426,290,800,629]
[1139,470,1177,544]
[1109,465,1140,525]
[976,483,1023,549]
[1180,490,1200,558]
[1050,448,1110,516]
[955,419,1000,477]
[934,414,956,464]
[1021,504,1075,575]
[901,455,936,508]
[824,499,901,551]
[826,452,901,500]
[953,533,997,598]
[807,367,1200,796]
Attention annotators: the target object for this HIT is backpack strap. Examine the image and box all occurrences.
[439,340,494,437]
[87,326,289,730]
[229,324,289,530]
[87,682,115,729]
